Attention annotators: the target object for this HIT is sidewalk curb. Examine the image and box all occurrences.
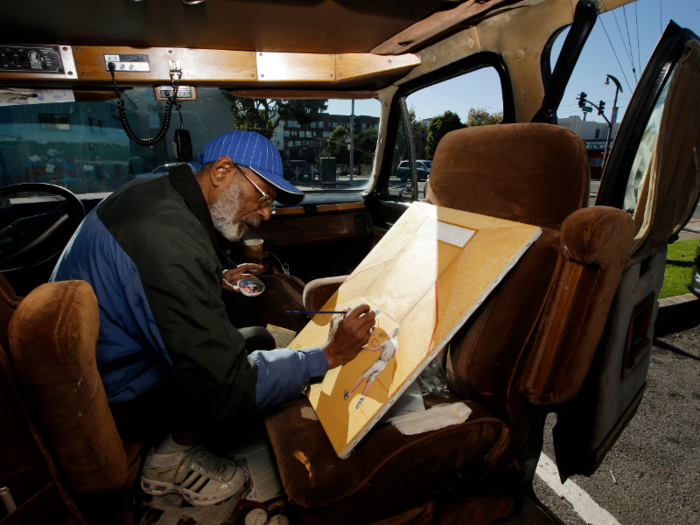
[658,293,698,309]
[655,293,699,336]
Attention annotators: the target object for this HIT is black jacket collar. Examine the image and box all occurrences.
[168,165,227,263]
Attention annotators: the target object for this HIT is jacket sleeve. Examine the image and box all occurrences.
[127,221,326,425]
[250,347,328,409]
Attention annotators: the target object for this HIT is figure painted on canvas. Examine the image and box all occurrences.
[344,327,399,409]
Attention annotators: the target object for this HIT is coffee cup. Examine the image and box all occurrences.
[242,239,264,274]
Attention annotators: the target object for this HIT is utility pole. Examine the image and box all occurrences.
[350,100,355,183]
[603,74,623,169]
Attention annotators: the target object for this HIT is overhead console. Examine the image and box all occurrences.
[0,45,76,79]
[0,45,420,90]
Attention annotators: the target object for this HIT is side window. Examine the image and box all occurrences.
[623,68,673,214]
[403,66,504,201]
[383,116,412,198]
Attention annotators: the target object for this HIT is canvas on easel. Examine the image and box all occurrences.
[289,202,541,458]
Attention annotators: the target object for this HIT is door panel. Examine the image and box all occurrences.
[554,21,700,480]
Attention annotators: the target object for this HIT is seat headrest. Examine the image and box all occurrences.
[426,123,590,230]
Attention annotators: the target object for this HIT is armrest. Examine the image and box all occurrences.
[302,275,348,312]
[520,206,634,405]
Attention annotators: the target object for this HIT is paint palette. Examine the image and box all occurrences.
[237,276,265,297]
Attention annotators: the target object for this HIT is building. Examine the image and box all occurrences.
[558,115,620,180]
[280,113,380,163]
[270,121,285,151]
[557,114,620,140]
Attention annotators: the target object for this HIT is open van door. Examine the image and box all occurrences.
[553,21,700,480]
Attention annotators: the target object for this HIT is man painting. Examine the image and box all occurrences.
[51,130,375,506]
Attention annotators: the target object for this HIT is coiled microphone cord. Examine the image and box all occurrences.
[108,62,182,147]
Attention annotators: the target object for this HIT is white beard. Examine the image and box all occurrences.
[210,184,261,241]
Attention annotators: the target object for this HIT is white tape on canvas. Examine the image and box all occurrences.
[417,218,475,247]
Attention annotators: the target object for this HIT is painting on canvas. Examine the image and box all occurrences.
[289,202,541,458]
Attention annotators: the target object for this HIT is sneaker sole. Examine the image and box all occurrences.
[180,479,248,507]
[141,476,179,496]
[141,475,248,507]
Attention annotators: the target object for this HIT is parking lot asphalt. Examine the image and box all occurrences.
[534,298,700,525]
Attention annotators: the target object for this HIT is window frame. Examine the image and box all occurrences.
[375,52,515,203]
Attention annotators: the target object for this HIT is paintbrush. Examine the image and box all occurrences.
[283,310,347,315]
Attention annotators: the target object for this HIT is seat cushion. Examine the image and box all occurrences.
[8,280,129,495]
[265,396,504,522]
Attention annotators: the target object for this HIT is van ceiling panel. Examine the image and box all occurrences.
[1,0,447,54]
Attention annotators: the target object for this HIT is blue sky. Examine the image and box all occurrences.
[329,0,700,125]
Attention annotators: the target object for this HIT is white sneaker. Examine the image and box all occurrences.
[141,446,249,506]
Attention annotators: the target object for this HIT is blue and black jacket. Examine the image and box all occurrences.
[51,166,327,425]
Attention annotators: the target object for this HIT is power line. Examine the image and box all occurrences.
[622,6,638,82]
[600,18,633,92]
[660,0,663,34]
[613,10,637,82]
[635,3,642,75]
[427,86,498,111]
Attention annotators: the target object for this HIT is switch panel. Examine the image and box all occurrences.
[0,45,65,73]
[104,53,150,72]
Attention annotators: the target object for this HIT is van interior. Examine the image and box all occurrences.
[1,0,699,524]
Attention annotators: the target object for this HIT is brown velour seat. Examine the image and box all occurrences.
[0,277,145,525]
[264,123,636,525]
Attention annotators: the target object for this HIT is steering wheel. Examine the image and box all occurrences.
[0,183,85,272]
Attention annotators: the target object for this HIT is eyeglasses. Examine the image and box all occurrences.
[235,165,277,215]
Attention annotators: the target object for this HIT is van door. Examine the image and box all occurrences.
[553,21,700,480]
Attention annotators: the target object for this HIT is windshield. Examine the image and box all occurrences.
[0,88,381,196]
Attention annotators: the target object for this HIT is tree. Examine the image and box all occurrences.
[408,104,426,132]
[426,111,465,157]
[324,126,350,165]
[225,95,328,139]
[466,108,503,127]
[354,126,379,165]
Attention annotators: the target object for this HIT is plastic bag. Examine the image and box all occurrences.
[417,354,450,398]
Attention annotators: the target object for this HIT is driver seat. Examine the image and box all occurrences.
[0,276,144,524]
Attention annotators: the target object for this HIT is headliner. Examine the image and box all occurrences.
[2,0,450,54]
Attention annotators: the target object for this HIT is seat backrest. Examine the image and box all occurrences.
[427,123,633,463]
[7,280,129,495]
[426,123,590,230]
[0,273,22,351]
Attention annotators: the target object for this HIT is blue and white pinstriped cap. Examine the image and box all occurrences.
[198,130,304,206]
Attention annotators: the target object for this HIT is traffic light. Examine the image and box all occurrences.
[577,92,587,108]
[353,118,362,136]
[598,100,606,116]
